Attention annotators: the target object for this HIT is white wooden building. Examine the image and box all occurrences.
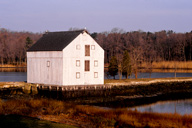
[27,30,104,85]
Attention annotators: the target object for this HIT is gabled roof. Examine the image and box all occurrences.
[27,30,87,52]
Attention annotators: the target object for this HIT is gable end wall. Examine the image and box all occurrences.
[62,32,104,85]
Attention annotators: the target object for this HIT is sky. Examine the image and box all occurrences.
[0,0,192,33]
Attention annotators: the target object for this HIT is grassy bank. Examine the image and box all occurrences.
[0,99,192,128]
[104,77,192,84]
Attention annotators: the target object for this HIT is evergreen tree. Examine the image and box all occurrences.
[24,37,33,63]
[91,32,97,39]
[122,50,132,79]
[108,56,118,79]
[25,37,33,50]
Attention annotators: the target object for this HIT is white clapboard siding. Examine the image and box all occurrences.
[27,51,63,85]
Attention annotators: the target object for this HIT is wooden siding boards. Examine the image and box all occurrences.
[27,52,63,85]
[27,30,104,86]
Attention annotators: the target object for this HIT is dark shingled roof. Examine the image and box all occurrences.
[28,30,86,51]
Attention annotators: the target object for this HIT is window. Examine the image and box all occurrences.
[76,72,80,79]
[94,72,98,78]
[85,45,90,56]
[76,44,80,50]
[76,60,80,67]
[85,60,90,71]
[91,45,95,50]
[47,61,50,67]
[94,60,98,67]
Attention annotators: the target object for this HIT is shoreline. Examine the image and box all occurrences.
[1,78,192,107]
[1,78,192,127]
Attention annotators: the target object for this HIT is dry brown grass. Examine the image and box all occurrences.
[0,99,77,116]
[0,64,16,68]
[0,99,3,114]
[0,63,26,68]
[72,105,192,128]
[0,82,26,87]
[117,111,192,128]
[141,61,192,69]
[0,99,192,128]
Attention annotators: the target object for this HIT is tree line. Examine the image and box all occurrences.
[0,28,42,65]
[92,28,192,64]
[1,28,192,69]
[91,28,192,79]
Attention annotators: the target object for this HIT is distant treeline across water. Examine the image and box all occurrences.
[0,28,192,66]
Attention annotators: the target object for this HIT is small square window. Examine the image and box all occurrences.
[94,60,98,67]
[94,72,98,78]
[91,45,95,50]
[76,60,80,67]
[47,61,50,67]
[76,44,80,50]
[76,72,80,79]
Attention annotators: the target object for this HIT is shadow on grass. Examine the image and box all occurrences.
[0,115,77,128]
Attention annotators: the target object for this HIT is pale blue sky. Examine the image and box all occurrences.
[0,0,192,33]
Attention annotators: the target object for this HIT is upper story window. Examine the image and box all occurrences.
[85,45,90,56]
[91,45,95,50]
[76,44,80,50]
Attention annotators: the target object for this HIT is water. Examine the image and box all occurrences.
[0,72,27,82]
[105,72,192,79]
[1,68,192,82]
[131,99,192,115]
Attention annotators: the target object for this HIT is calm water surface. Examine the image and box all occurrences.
[1,68,192,82]
[131,99,192,115]
[105,72,192,79]
[0,72,27,82]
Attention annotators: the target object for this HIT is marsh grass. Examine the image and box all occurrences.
[0,63,26,68]
[141,61,192,69]
[0,82,26,87]
[1,99,192,128]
